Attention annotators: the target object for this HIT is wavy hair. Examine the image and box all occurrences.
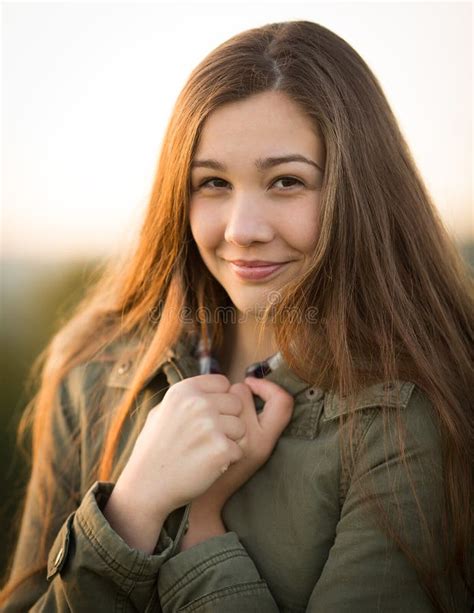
[1,20,472,611]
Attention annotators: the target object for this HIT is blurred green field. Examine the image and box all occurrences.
[0,256,105,582]
[1,241,473,581]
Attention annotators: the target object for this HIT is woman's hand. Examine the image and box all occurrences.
[104,373,293,553]
[114,374,252,519]
[187,376,295,515]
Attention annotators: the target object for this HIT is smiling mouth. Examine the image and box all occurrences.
[228,261,290,281]
[228,260,289,267]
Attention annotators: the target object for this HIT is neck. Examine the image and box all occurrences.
[217,318,277,382]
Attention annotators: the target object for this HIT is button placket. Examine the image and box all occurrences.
[283,386,325,439]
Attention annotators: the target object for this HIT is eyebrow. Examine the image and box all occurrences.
[191,154,324,173]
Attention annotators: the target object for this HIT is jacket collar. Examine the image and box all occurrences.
[106,332,313,399]
[104,331,415,432]
[106,333,199,390]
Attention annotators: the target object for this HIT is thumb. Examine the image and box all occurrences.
[244,377,294,439]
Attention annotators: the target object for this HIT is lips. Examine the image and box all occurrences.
[229,260,287,267]
[228,261,289,280]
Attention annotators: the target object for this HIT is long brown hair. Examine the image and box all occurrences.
[2,20,472,611]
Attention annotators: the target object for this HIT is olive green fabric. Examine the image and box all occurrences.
[3,335,471,612]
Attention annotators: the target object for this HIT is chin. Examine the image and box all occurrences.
[229,298,269,319]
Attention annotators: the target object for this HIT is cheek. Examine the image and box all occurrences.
[189,202,221,248]
[284,207,320,254]
[299,224,320,253]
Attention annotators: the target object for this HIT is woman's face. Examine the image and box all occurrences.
[189,90,325,317]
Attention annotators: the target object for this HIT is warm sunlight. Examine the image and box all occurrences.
[2,2,472,259]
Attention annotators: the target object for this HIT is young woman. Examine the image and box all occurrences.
[1,19,472,613]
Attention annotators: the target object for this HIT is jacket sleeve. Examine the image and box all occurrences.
[156,531,279,612]
[3,367,190,613]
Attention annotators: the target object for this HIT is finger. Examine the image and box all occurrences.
[218,414,246,442]
[229,382,254,400]
[209,392,243,416]
[229,382,260,424]
[244,377,294,437]
[146,401,163,421]
[188,373,231,392]
[229,382,257,407]
[227,438,244,465]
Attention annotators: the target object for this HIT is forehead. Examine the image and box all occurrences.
[193,90,325,162]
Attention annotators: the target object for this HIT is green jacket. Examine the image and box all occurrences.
[3,335,470,612]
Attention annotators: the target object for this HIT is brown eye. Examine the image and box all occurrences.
[199,178,229,189]
[272,176,304,189]
[192,176,305,192]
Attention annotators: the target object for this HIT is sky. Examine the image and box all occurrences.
[2,1,473,260]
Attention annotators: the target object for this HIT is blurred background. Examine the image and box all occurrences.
[1,0,472,579]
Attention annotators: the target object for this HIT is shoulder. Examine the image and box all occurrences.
[321,381,444,512]
[59,334,141,415]
[322,380,417,421]
[320,380,441,464]
[322,380,437,429]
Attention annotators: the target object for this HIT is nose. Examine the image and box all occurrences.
[224,193,274,246]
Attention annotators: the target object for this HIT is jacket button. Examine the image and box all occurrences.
[383,382,395,391]
[54,547,64,568]
[305,386,324,402]
[117,360,131,375]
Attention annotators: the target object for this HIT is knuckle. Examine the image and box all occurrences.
[233,397,243,415]
[146,406,157,420]
[165,381,189,402]
[238,419,247,438]
[198,415,215,434]
[164,384,176,401]
[229,387,245,412]
[201,373,230,389]
[237,382,251,398]
[216,373,231,386]
[190,395,208,415]
[213,432,230,457]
